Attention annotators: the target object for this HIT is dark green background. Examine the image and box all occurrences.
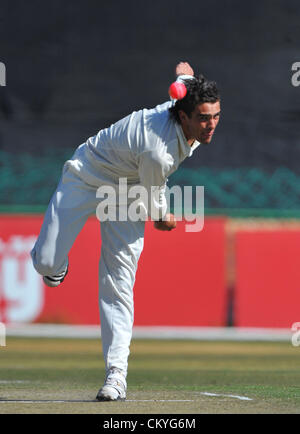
[1,0,300,215]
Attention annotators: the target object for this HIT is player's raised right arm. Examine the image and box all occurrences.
[175,61,194,77]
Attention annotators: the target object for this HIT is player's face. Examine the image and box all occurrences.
[179,101,221,144]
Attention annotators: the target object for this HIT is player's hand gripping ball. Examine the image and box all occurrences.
[168,82,187,100]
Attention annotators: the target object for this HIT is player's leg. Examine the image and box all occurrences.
[31,167,97,282]
[96,218,145,401]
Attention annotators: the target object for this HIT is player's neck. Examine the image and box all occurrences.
[184,134,196,147]
[180,123,195,147]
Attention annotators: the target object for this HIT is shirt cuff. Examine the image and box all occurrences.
[176,74,194,83]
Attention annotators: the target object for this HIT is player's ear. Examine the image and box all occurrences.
[178,110,188,123]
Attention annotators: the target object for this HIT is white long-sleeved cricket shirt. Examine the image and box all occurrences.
[66,98,200,220]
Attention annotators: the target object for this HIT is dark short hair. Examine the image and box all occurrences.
[169,75,220,123]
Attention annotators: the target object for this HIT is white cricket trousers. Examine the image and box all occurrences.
[31,167,145,377]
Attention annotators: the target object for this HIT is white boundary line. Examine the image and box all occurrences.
[0,381,30,384]
[0,396,254,403]
[3,323,292,341]
[200,392,253,401]
[0,399,194,404]
[126,399,194,402]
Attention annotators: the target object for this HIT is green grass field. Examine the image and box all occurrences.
[0,337,300,414]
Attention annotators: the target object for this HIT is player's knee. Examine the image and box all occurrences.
[32,260,56,277]
[30,248,57,276]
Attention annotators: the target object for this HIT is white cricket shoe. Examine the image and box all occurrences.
[43,265,68,287]
[96,367,127,401]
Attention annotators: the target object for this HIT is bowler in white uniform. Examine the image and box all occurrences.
[31,62,221,401]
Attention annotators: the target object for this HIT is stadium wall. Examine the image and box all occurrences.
[0,214,299,330]
[1,0,300,216]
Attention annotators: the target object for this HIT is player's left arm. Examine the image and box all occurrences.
[154,213,176,231]
[138,150,176,231]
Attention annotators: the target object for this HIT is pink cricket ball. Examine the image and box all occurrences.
[168,82,187,99]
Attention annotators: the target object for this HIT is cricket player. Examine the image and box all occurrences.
[31,62,221,401]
